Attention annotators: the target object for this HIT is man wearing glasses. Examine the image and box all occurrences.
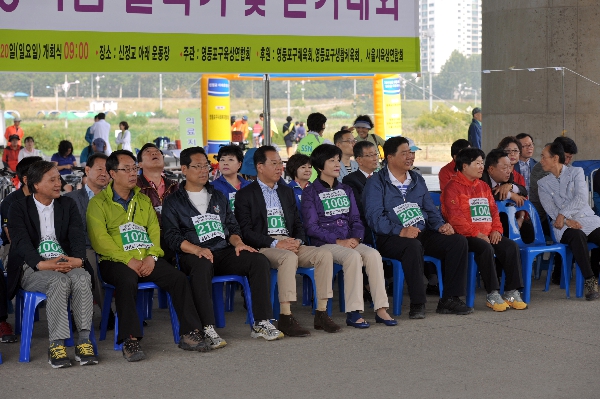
[235,146,341,336]
[342,141,380,246]
[87,150,208,362]
[334,130,358,182]
[514,133,537,192]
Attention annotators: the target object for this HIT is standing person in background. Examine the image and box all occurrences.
[515,133,537,192]
[116,121,132,152]
[3,135,22,173]
[212,145,251,211]
[468,108,482,149]
[85,115,99,146]
[354,115,384,154]
[90,112,112,155]
[4,116,24,146]
[283,116,296,158]
[303,112,331,145]
[18,136,42,161]
[51,140,77,176]
[80,138,106,167]
[259,113,278,143]
[231,116,249,140]
[295,122,306,142]
[252,120,263,148]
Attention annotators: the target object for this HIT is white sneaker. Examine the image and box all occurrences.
[251,320,284,341]
[203,325,227,349]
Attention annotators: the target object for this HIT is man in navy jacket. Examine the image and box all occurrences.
[363,137,472,318]
[468,108,482,149]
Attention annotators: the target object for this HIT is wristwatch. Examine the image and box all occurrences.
[151,255,158,262]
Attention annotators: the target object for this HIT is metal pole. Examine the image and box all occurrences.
[287,80,291,116]
[263,74,271,146]
[91,74,93,99]
[55,87,59,110]
[159,73,163,110]
[428,36,433,112]
[64,75,68,129]
[561,67,566,135]
[353,79,357,116]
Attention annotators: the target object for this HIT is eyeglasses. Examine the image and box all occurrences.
[340,139,357,144]
[188,163,211,171]
[261,161,284,168]
[521,144,534,148]
[504,150,520,154]
[116,166,139,173]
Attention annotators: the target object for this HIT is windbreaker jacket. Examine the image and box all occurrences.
[87,182,163,264]
[211,174,251,211]
[441,171,503,237]
[363,166,444,237]
[301,178,364,246]
[162,182,240,253]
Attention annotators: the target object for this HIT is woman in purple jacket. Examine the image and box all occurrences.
[301,145,396,328]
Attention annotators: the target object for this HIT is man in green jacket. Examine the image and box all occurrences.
[87,150,208,362]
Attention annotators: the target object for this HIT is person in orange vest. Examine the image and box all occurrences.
[2,135,23,187]
[4,117,24,146]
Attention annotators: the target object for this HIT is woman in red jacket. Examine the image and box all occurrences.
[441,148,527,312]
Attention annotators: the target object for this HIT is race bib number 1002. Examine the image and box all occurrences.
[469,198,492,222]
[119,222,153,251]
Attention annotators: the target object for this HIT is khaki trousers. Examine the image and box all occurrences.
[260,238,333,303]
[320,243,388,312]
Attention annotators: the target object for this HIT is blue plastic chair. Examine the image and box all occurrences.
[96,259,180,351]
[429,192,441,208]
[14,289,98,363]
[496,200,568,303]
[546,216,598,299]
[371,233,443,315]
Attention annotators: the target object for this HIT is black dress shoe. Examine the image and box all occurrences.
[277,314,311,337]
[409,303,426,319]
[314,310,341,333]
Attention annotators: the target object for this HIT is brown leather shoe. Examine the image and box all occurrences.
[277,314,311,337]
[314,310,341,333]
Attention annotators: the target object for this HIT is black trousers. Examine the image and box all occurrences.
[466,236,524,293]
[377,230,469,304]
[0,268,7,321]
[100,258,201,344]
[560,227,600,280]
[179,247,272,323]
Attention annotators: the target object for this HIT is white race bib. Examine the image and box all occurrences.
[393,202,425,226]
[191,213,225,243]
[318,189,350,216]
[267,207,288,236]
[119,222,153,251]
[469,198,492,222]
[228,192,236,211]
[37,235,66,260]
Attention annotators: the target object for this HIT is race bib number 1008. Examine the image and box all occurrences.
[318,189,350,216]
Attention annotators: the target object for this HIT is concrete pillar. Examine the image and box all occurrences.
[482,1,600,159]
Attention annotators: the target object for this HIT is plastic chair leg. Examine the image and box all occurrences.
[390,260,404,316]
[225,282,236,312]
[466,253,477,308]
[144,289,153,320]
[99,287,114,341]
[302,275,311,306]
[113,312,122,351]
[18,292,46,363]
[166,293,180,344]
[575,265,584,298]
[270,269,279,320]
[14,292,23,335]
[212,282,226,328]
[335,264,345,313]
[157,287,168,309]
[241,277,255,327]
[425,257,444,298]
[0,352,2,364]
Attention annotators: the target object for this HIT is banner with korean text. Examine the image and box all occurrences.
[0,0,420,73]
[179,108,203,149]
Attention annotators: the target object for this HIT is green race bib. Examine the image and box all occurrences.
[37,235,66,260]
[469,198,492,222]
[318,189,351,216]
[119,222,153,251]
[393,202,424,226]
[228,192,236,211]
[267,207,288,236]
[191,213,225,243]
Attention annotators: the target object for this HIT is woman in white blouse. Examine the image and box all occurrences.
[18,136,42,161]
[538,140,600,300]
[116,121,132,151]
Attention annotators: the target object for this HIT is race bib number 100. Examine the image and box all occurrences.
[469,198,492,222]
[393,202,424,226]
[318,189,350,216]
[119,222,153,251]
[192,213,225,243]
[37,235,66,260]
[267,208,288,236]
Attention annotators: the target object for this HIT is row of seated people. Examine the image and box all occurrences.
[439,134,600,290]
[2,134,598,369]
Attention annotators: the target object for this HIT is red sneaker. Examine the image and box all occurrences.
[0,321,17,343]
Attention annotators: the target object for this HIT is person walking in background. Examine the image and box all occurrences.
[80,138,106,167]
[51,140,77,176]
[468,107,482,149]
[4,116,24,146]
[18,136,42,161]
[295,122,306,142]
[116,121,132,152]
[85,115,99,146]
[283,116,296,158]
[259,113,278,143]
[90,112,112,155]
[252,120,263,148]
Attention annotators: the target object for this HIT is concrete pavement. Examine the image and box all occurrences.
[2,276,599,399]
